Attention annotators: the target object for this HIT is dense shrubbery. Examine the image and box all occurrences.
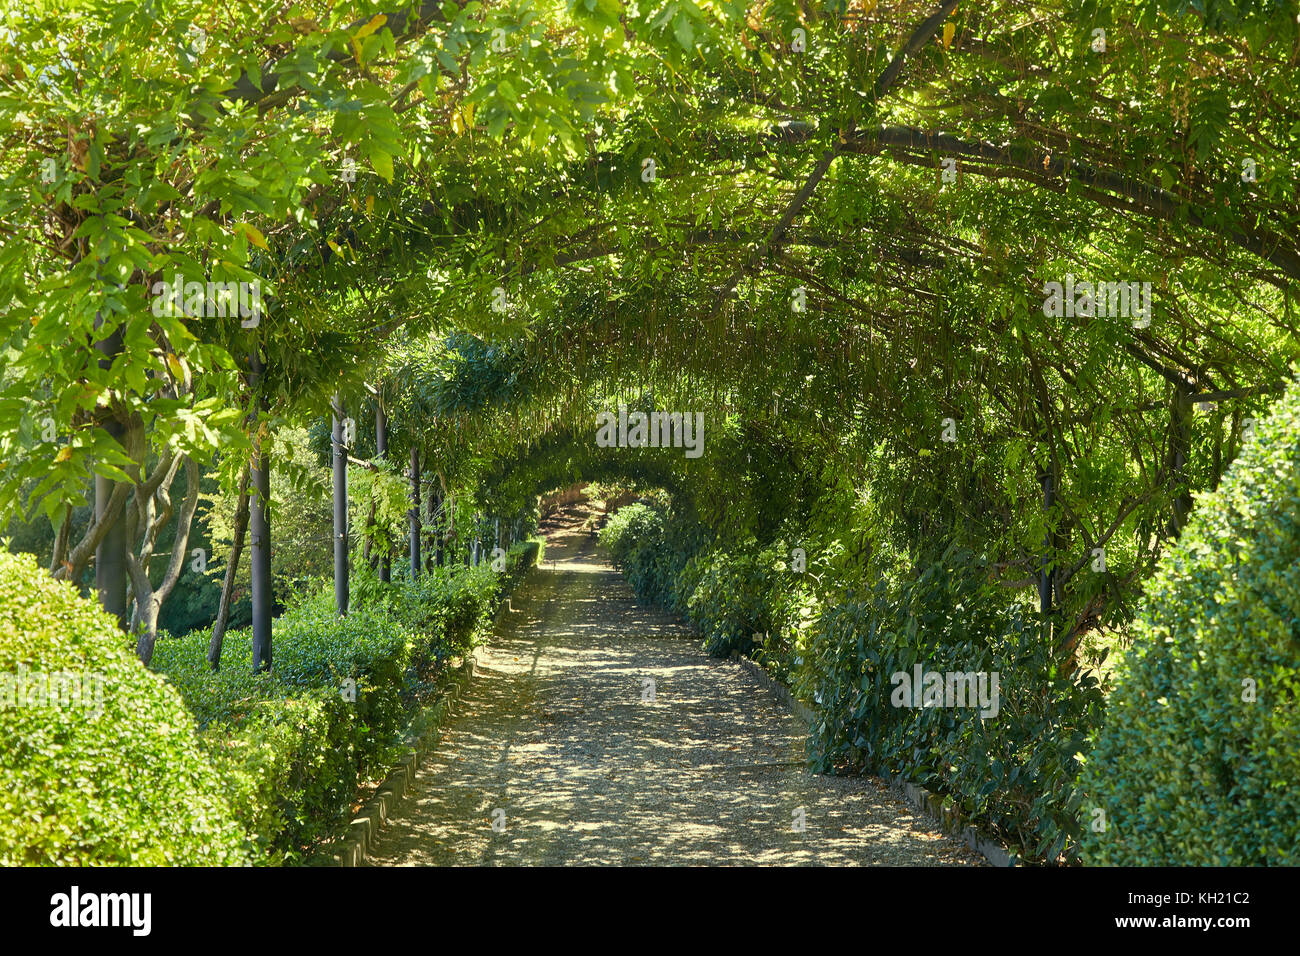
[682,544,788,658]
[800,547,1103,862]
[602,502,786,658]
[1080,383,1300,865]
[600,501,704,613]
[150,539,540,862]
[151,602,415,857]
[603,502,814,663]
[0,551,249,865]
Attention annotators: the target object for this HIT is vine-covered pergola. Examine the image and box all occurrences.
[3,0,1297,669]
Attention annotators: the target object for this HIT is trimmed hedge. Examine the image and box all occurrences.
[0,550,249,866]
[1080,381,1300,865]
[150,539,540,862]
[151,604,414,859]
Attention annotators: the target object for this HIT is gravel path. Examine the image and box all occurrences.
[363,518,983,866]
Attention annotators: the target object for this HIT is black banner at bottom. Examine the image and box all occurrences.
[0,865,1284,942]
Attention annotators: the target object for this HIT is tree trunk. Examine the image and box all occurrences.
[129,457,201,666]
[94,322,129,626]
[375,397,390,582]
[49,509,72,574]
[1169,388,1194,536]
[409,446,421,577]
[54,479,131,586]
[1039,459,1056,619]
[442,493,453,568]
[332,394,349,616]
[249,352,273,673]
[208,465,250,671]
[431,486,447,567]
[434,492,445,568]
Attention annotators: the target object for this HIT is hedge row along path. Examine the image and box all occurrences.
[363,508,981,866]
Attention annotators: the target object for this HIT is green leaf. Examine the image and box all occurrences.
[672,12,694,50]
[370,148,394,183]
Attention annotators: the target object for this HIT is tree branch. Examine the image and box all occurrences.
[712,0,959,304]
[845,125,1300,283]
[156,457,201,607]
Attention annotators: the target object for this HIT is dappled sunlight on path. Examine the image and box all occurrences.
[362,516,982,867]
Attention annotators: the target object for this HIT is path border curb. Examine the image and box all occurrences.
[730,653,1017,868]
[311,647,480,867]
[732,653,816,725]
[878,773,1017,867]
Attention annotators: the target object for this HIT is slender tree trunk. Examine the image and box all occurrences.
[208,465,250,671]
[249,352,273,673]
[442,493,453,568]
[1039,459,1056,619]
[332,394,349,616]
[375,398,390,582]
[94,322,128,626]
[434,491,445,568]
[53,480,131,586]
[129,457,201,666]
[431,486,447,567]
[49,509,72,574]
[1169,388,1194,536]
[1210,405,1224,490]
[409,447,421,577]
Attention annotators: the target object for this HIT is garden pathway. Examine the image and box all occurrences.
[362,509,983,866]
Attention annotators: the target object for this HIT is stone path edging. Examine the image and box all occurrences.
[312,648,480,867]
[730,653,1017,868]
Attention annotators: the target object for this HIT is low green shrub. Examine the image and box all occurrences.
[151,609,410,862]
[200,689,359,862]
[1080,381,1300,865]
[600,502,704,612]
[364,541,538,649]
[150,538,541,862]
[0,550,249,865]
[799,547,1103,862]
[684,543,785,658]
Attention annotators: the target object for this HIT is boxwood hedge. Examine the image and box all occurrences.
[1080,381,1300,865]
[0,550,249,866]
